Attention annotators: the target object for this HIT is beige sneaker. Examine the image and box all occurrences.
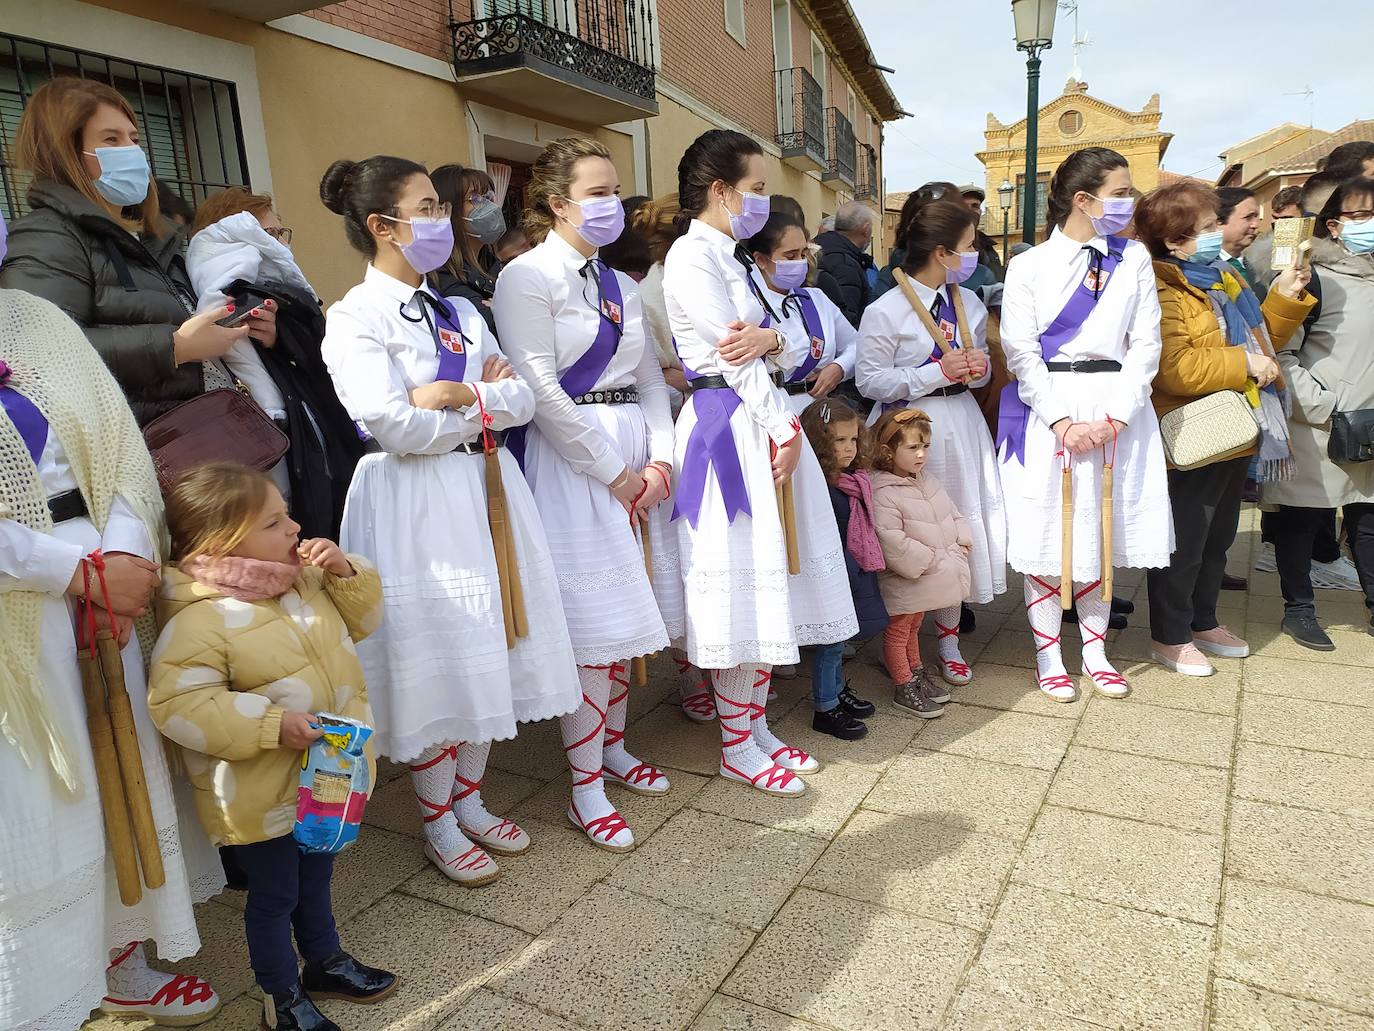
[1193,625,1249,658]
[1150,641,1215,677]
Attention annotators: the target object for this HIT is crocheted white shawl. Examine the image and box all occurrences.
[0,288,165,794]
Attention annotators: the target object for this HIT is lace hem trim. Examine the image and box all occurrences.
[572,628,671,667]
[556,559,652,596]
[1011,552,1172,578]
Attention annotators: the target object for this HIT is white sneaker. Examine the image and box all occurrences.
[1253,544,1277,573]
[1312,555,1362,591]
[102,943,221,1025]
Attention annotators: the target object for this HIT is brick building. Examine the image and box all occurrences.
[0,0,899,302]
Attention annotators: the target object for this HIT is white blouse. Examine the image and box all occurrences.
[999,227,1162,426]
[0,424,152,597]
[751,272,857,381]
[322,264,534,457]
[856,278,991,405]
[492,231,673,485]
[661,220,798,446]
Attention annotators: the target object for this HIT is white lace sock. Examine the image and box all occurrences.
[561,665,631,846]
[602,660,669,792]
[713,666,774,776]
[1024,575,1071,685]
[1075,582,1129,693]
[748,666,816,771]
[932,605,971,679]
[675,649,715,721]
[409,745,471,856]
[102,942,217,1017]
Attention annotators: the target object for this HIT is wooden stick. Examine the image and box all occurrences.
[79,647,141,906]
[1101,462,1114,602]
[99,630,166,890]
[892,268,955,357]
[778,480,801,575]
[485,451,518,648]
[631,520,652,687]
[1060,462,1074,610]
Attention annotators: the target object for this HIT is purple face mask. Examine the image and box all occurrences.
[382,215,455,275]
[1089,196,1135,236]
[771,258,809,292]
[727,189,770,240]
[565,195,625,248]
[944,250,980,285]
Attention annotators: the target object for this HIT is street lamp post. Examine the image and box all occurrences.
[1011,0,1057,245]
[998,178,1014,265]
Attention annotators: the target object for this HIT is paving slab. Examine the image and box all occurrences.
[943,989,1109,1031]
[688,995,833,1030]
[1111,663,1241,716]
[944,662,1089,718]
[1210,978,1374,1031]
[437,989,583,1031]
[515,767,709,840]
[913,704,1075,771]
[489,717,576,781]
[1243,655,1374,707]
[865,748,1052,840]
[1241,694,1374,759]
[690,758,881,840]
[1047,745,1229,834]
[1226,799,1374,906]
[1233,741,1374,819]
[1077,698,1236,767]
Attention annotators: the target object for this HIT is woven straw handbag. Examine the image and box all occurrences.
[1159,390,1259,471]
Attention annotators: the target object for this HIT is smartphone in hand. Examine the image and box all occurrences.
[216,290,272,327]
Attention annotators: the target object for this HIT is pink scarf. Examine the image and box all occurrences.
[181,554,302,602]
[835,470,885,572]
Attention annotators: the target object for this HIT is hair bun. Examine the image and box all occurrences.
[319,159,357,214]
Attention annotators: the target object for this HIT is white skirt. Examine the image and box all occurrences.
[998,373,1174,580]
[675,391,858,670]
[522,403,679,665]
[340,449,580,761]
[1,517,223,1031]
[866,392,1008,604]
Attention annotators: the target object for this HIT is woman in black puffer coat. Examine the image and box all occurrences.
[0,77,272,425]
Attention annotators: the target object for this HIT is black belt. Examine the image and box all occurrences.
[687,375,731,391]
[570,388,638,405]
[768,371,813,395]
[927,383,969,397]
[452,430,503,455]
[49,489,88,524]
[1046,359,1122,373]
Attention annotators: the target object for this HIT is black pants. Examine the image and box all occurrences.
[1148,457,1248,645]
[1261,507,1340,562]
[1272,502,1374,616]
[226,834,340,993]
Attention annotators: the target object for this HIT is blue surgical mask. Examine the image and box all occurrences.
[84,145,151,207]
[1338,217,1374,255]
[1184,229,1224,265]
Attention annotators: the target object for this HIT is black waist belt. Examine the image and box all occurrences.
[49,489,88,524]
[452,430,503,455]
[769,371,813,395]
[1046,359,1122,373]
[571,388,639,405]
[687,375,732,391]
[927,383,969,397]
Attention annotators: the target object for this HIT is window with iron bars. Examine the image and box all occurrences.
[0,34,250,221]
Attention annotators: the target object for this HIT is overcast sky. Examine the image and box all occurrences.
[856,0,1373,194]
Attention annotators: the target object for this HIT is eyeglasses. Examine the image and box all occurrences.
[1340,210,1374,221]
[264,226,293,244]
[411,201,453,220]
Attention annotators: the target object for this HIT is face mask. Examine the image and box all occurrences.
[1339,217,1374,255]
[380,214,455,275]
[84,145,151,207]
[1184,229,1224,265]
[1088,195,1135,236]
[725,189,770,240]
[943,250,980,284]
[771,258,809,291]
[465,198,507,246]
[561,195,625,248]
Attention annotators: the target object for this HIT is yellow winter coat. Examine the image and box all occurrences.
[148,557,383,846]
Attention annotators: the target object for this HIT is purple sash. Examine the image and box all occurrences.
[785,291,827,383]
[880,289,960,417]
[508,261,623,469]
[996,236,1125,464]
[425,292,471,383]
[1,382,48,466]
[669,345,752,528]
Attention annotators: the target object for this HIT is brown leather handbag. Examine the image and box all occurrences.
[142,388,289,493]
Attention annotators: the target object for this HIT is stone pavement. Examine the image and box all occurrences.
[87,511,1374,1031]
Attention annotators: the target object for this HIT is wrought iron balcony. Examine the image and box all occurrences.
[823,108,856,187]
[855,142,878,201]
[775,68,826,172]
[449,0,657,126]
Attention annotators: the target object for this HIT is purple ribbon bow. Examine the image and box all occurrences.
[670,356,752,528]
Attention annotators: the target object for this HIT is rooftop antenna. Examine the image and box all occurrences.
[1059,1,1091,83]
[1284,84,1315,127]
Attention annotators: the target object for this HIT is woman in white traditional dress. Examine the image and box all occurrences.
[493,137,679,853]
[856,199,1007,687]
[0,275,223,1029]
[662,129,858,797]
[319,156,580,885]
[997,146,1173,702]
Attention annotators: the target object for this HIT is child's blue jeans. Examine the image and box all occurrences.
[811,641,846,712]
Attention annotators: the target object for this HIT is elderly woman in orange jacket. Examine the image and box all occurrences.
[1134,182,1314,677]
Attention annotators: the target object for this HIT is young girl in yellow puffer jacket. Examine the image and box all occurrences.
[148,462,396,1031]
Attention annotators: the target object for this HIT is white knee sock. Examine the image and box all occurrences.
[409,744,467,856]
[1024,575,1069,681]
[712,665,774,776]
[1074,582,1121,677]
[452,740,495,829]
[933,605,968,670]
[560,665,620,827]
[749,666,788,759]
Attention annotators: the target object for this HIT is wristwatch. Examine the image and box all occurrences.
[767,329,786,357]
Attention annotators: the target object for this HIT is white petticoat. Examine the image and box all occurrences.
[1,517,224,1031]
[521,402,679,665]
[340,449,581,761]
[674,391,858,669]
[867,391,1007,603]
[998,372,1174,580]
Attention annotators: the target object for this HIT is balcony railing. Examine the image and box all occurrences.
[449,0,658,124]
[855,142,878,201]
[823,108,856,187]
[775,67,826,172]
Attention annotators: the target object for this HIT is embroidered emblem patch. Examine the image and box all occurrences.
[437,327,465,354]
[809,336,825,360]
[1084,268,1110,293]
[601,298,622,325]
[938,319,956,343]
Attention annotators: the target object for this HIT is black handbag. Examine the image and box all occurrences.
[1328,409,1374,463]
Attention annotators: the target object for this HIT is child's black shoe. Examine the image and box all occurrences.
[262,984,339,1030]
[812,706,868,740]
[836,682,876,719]
[301,952,399,1004]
